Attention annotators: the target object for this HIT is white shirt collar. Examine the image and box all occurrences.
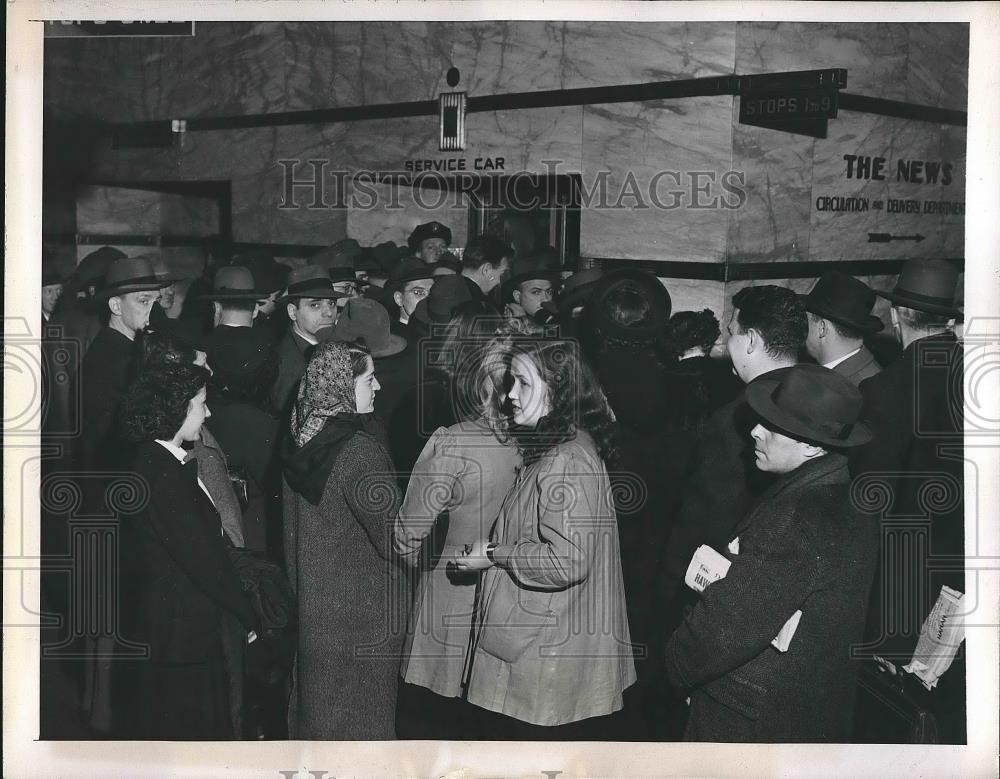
[155,439,188,462]
[293,324,318,346]
[823,346,862,370]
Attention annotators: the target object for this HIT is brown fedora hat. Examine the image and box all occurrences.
[203,265,267,300]
[326,298,407,358]
[746,364,872,449]
[801,271,883,334]
[877,259,961,317]
[95,256,169,299]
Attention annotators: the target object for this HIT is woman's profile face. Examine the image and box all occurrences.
[353,357,380,414]
[508,353,550,427]
[176,386,210,443]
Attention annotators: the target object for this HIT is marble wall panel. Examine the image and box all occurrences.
[809,112,966,261]
[904,24,969,111]
[282,22,452,109]
[735,22,910,102]
[580,96,735,262]
[347,182,470,250]
[727,122,814,262]
[661,277,727,321]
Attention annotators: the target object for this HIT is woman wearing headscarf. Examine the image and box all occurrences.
[281,341,408,739]
[455,337,636,739]
[392,310,522,739]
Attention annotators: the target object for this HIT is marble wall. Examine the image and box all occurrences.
[43,20,967,321]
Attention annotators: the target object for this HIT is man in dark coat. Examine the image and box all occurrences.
[459,235,511,315]
[660,285,807,635]
[385,257,435,343]
[666,365,879,742]
[271,265,344,416]
[802,271,884,386]
[850,259,965,743]
[78,256,168,470]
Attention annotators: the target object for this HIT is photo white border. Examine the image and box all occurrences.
[6,2,998,777]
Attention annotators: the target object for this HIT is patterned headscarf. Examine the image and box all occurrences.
[290,341,358,447]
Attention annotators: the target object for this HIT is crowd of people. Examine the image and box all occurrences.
[39,220,966,743]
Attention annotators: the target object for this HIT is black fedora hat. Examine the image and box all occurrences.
[408,221,452,252]
[801,271,883,334]
[95,256,170,300]
[313,239,362,271]
[326,298,407,358]
[328,266,359,285]
[507,252,564,287]
[233,249,285,294]
[412,274,472,325]
[372,241,405,275]
[203,265,267,300]
[877,259,961,317]
[433,250,462,275]
[77,246,127,287]
[746,364,872,449]
[386,257,435,299]
[587,268,672,342]
[279,265,346,302]
[558,267,605,313]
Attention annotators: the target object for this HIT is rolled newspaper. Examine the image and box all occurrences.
[903,585,965,690]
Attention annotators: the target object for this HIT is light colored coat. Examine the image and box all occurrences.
[394,419,521,698]
[465,431,637,726]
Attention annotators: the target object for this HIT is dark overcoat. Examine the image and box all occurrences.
[832,345,881,386]
[271,329,311,416]
[665,454,879,743]
[123,441,256,739]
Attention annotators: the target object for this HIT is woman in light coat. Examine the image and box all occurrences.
[455,338,636,739]
[393,310,521,739]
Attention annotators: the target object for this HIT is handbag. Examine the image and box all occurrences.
[853,658,939,743]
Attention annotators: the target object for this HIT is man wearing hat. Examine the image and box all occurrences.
[504,251,562,323]
[851,259,965,743]
[271,265,346,415]
[42,262,65,326]
[145,253,187,330]
[78,255,169,469]
[385,257,436,342]
[408,221,452,264]
[802,271,883,385]
[666,364,879,742]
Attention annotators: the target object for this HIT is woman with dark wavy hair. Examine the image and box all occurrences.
[119,360,257,739]
[454,337,636,739]
[280,341,408,739]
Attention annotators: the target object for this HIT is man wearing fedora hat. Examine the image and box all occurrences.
[271,265,347,415]
[408,221,452,264]
[78,255,169,469]
[802,271,884,386]
[459,236,512,315]
[666,364,879,742]
[42,261,65,326]
[385,257,436,342]
[850,258,965,743]
[504,251,562,323]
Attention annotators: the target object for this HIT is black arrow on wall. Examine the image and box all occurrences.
[868,233,926,243]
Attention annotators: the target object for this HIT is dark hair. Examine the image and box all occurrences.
[484,338,617,467]
[665,308,721,356]
[462,236,512,273]
[731,285,807,361]
[808,311,864,341]
[437,305,508,421]
[121,362,210,443]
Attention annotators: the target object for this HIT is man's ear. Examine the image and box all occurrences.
[745,327,759,354]
[108,296,122,317]
[818,318,828,338]
[393,291,404,308]
[512,288,522,305]
[286,302,297,322]
[801,442,826,460]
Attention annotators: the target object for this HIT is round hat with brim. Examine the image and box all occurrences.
[313,238,362,271]
[329,266,359,285]
[746,364,872,449]
[587,267,672,342]
[145,253,185,284]
[95,256,170,300]
[876,259,961,317]
[800,270,883,334]
[324,297,407,358]
[77,246,127,287]
[203,265,268,300]
[386,257,435,299]
[507,253,565,287]
[279,265,348,302]
[372,241,405,275]
[234,249,285,294]
[412,274,472,325]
